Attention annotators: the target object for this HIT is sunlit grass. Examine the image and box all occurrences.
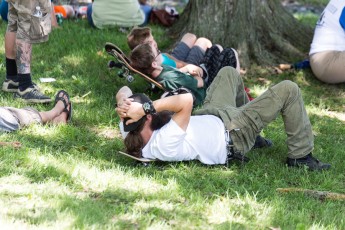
[0,5,345,229]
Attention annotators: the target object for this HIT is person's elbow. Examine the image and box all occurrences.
[180,93,194,109]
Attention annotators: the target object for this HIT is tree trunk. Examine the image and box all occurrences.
[170,0,313,67]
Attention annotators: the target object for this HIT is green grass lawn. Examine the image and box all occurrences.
[1,12,345,229]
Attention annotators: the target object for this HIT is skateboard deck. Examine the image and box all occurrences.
[119,151,156,164]
[105,42,165,91]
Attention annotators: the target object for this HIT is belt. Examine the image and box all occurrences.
[225,129,250,167]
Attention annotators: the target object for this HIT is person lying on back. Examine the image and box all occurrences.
[130,42,207,106]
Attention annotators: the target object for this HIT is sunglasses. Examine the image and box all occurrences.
[154,48,161,60]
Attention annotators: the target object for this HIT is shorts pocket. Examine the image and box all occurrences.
[29,12,51,40]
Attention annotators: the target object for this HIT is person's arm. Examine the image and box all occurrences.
[179,64,204,88]
[124,93,193,131]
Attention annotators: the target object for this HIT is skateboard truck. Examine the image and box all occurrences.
[108,60,134,82]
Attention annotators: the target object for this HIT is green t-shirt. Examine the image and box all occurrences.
[156,65,206,107]
[92,0,145,29]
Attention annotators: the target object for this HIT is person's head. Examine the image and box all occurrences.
[127,27,158,50]
[130,42,161,76]
[123,94,172,158]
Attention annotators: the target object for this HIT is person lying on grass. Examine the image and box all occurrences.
[127,27,241,84]
[115,67,331,171]
[130,42,209,107]
[0,90,72,134]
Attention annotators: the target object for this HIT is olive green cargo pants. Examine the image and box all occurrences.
[194,67,314,159]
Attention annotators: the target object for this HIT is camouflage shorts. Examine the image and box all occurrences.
[7,0,52,43]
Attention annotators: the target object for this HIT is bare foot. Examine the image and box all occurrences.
[53,90,72,123]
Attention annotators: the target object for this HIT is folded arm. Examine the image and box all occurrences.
[124,93,194,131]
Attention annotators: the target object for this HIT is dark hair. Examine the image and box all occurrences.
[129,43,155,75]
[124,111,173,158]
[127,27,152,50]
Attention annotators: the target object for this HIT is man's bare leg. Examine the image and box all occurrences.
[5,31,16,59]
[15,39,51,102]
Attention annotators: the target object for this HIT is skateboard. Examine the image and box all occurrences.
[105,42,165,91]
[118,151,156,166]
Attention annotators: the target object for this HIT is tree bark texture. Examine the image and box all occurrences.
[170,0,314,67]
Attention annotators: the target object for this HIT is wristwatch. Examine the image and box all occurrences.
[142,101,156,115]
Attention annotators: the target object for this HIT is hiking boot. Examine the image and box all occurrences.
[286,153,331,171]
[14,87,52,103]
[2,79,39,92]
[253,135,273,149]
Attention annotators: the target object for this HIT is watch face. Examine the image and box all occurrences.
[143,102,151,111]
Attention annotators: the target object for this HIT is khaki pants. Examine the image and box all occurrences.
[310,51,345,84]
[194,67,314,159]
[7,0,52,43]
[0,107,42,132]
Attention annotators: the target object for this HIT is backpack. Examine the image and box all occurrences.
[150,7,179,27]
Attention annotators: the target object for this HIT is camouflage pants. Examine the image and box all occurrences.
[7,0,51,43]
[194,67,314,159]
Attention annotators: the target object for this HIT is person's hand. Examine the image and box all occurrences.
[181,64,203,78]
[124,101,146,125]
[115,97,133,120]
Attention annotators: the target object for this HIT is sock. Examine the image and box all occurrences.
[18,73,33,91]
[6,58,18,81]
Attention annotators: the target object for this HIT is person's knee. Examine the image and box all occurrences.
[194,37,212,50]
[282,80,298,90]
[181,33,197,48]
[218,66,240,80]
[278,80,300,98]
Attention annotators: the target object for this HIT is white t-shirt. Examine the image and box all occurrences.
[310,0,345,54]
[142,115,228,165]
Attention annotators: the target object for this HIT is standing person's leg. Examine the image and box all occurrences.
[139,3,152,26]
[2,0,18,92]
[11,0,51,103]
[2,31,18,91]
[86,3,95,27]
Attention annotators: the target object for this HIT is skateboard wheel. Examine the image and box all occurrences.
[127,75,134,82]
[108,60,116,68]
